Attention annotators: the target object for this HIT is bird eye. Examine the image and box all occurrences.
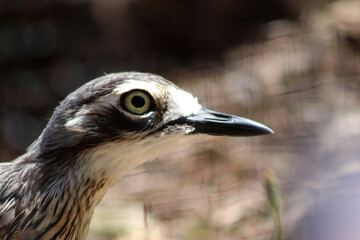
[122,90,152,115]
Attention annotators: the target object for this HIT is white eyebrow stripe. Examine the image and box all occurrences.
[163,87,202,122]
[113,80,163,97]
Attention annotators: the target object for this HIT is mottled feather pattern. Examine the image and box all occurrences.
[0,155,107,240]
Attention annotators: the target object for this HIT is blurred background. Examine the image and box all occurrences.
[1,0,360,239]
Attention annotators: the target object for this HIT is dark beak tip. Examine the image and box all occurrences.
[260,125,274,135]
[262,127,275,135]
[238,118,274,136]
[240,125,274,137]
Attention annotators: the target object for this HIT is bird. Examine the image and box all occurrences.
[0,72,273,240]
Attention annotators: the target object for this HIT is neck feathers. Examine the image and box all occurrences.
[0,153,109,240]
[0,130,194,239]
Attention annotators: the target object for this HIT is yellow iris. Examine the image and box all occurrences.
[124,90,151,115]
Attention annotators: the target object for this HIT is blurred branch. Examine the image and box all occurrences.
[264,168,283,240]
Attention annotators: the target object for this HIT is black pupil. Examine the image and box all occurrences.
[131,95,145,108]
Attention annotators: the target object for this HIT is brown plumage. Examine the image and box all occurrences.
[0,72,272,239]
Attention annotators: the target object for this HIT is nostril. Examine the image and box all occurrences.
[208,111,232,119]
[205,117,228,122]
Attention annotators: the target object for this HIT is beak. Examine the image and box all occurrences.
[182,108,274,137]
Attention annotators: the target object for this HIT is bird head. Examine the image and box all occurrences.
[32,72,272,182]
